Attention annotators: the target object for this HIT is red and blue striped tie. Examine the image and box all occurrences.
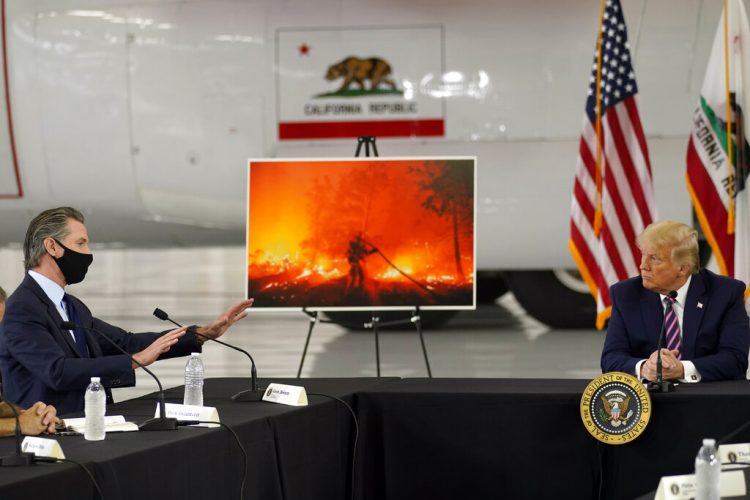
[664,296,681,359]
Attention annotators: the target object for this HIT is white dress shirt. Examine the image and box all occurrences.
[27,270,77,344]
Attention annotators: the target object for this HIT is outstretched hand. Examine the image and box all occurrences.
[195,299,254,340]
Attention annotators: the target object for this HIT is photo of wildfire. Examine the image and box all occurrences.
[247,157,475,309]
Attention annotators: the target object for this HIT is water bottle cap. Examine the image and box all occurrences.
[191,352,200,357]
[703,438,716,446]
[90,377,100,383]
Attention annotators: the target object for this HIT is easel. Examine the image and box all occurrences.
[296,136,433,378]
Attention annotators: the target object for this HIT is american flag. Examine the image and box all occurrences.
[569,0,657,329]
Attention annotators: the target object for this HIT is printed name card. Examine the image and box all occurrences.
[154,403,220,427]
[21,437,65,459]
[262,383,308,406]
[719,443,750,467]
[655,471,746,499]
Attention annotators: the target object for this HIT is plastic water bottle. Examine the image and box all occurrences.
[695,438,720,500]
[84,377,106,441]
[184,352,204,406]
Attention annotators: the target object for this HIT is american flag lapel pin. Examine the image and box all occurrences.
[697,302,704,309]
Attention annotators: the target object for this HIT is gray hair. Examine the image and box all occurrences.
[23,207,85,271]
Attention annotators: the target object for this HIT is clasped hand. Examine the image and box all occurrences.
[640,348,684,381]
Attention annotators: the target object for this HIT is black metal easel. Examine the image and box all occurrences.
[296,136,432,378]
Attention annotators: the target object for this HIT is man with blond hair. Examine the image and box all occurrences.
[601,220,750,382]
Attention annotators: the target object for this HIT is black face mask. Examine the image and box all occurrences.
[52,240,93,285]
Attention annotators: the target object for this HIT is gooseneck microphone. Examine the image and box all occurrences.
[0,397,33,466]
[647,290,678,393]
[60,321,179,431]
[153,308,264,402]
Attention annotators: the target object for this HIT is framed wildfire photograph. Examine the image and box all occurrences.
[246,157,476,310]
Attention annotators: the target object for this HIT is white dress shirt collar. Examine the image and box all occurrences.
[28,270,65,306]
[659,274,692,308]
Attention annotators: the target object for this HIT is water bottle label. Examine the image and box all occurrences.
[154,403,220,427]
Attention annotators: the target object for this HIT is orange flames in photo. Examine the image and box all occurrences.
[247,158,475,309]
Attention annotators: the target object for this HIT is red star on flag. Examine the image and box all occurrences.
[298,43,310,56]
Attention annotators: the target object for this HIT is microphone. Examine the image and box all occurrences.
[153,308,264,402]
[0,397,33,466]
[647,290,678,393]
[60,321,179,431]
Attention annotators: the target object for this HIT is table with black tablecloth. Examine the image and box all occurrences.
[3,377,750,500]
[0,377,394,500]
[353,378,750,500]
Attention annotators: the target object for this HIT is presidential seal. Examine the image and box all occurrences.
[580,372,651,445]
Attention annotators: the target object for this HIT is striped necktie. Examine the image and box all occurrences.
[664,295,681,359]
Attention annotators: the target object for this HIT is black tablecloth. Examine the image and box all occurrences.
[3,377,750,500]
[0,377,396,500]
[354,378,750,500]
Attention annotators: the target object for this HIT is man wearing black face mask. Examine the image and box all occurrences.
[0,207,254,415]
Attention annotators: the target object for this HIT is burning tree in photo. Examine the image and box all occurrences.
[247,158,475,309]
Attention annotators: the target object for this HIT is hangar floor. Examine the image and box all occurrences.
[0,246,606,403]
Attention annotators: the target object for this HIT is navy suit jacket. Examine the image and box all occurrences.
[0,274,201,415]
[601,268,750,381]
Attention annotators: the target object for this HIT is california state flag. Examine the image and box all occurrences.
[687,0,750,297]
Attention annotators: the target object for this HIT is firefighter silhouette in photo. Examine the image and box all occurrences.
[346,232,377,291]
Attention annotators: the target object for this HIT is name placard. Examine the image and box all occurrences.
[719,443,750,467]
[21,437,65,459]
[154,403,220,427]
[262,383,308,406]
[655,470,746,499]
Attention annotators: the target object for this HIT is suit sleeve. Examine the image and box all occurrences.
[691,281,750,381]
[2,300,134,394]
[90,316,202,359]
[600,284,642,375]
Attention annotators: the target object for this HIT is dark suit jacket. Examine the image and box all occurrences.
[0,274,201,415]
[601,268,750,381]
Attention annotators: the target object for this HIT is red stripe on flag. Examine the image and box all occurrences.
[624,98,653,175]
[607,106,651,230]
[574,180,595,223]
[578,137,597,182]
[601,225,629,280]
[601,155,639,268]
[278,119,445,139]
[686,138,734,275]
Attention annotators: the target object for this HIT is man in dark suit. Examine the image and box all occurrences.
[601,220,750,382]
[0,207,254,415]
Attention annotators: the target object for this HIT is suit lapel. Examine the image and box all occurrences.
[640,284,663,350]
[69,297,103,358]
[682,271,707,359]
[23,274,82,358]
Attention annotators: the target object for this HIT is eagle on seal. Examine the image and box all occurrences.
[601,395,630,422]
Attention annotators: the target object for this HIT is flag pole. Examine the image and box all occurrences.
[724,0,736,234]
[593,0,607,236]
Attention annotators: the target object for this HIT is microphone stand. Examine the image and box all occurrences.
[0,397,33,466]
[153,309,265,402]
[60,322,178,431]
